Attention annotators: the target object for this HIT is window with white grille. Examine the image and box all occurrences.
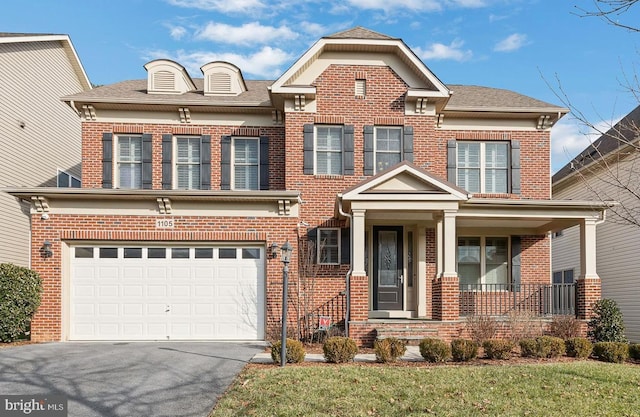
[117,135,142,189]
[176,137,201,189]
[233,138,259,190]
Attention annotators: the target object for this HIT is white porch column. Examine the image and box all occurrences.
[435,215,443,277]
[417,226,427,317]
[580,218,600,279]
[352,209,367,276]
[442,209,457,277]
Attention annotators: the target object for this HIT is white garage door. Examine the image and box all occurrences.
[70,245,265,341]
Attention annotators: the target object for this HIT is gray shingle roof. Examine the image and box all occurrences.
[553,104,640,183]
[325,26,395,40]
[446,85,563,111]
[0,32,63,38]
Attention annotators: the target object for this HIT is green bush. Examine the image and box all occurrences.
[482,339,514,360]
[323,336,358,363]
[629,343,640,360]
[374,337,407,363]
[565,337,593,359]
[270,338,306,364]
[0,263,42,342]
[519,336,565,358]
[451,339,478,362]
[587,299,627,343]
[549,315,582,340]
[519,338,538,357]
[419,338,451,363]
[593,342,629,363]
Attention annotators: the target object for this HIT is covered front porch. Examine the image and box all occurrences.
[336,163,607,345]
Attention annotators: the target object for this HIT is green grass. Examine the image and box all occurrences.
[210,362,640,417]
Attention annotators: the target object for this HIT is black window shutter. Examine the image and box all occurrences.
[303,124,314,175]
[259,136,269,190]
[341,227,351,265]
[511,236,521,292]
[220,135,231,190]
[364,125,374,175]
[447,140,457,183]
[403,126,414,163]
[142,133,153,189]
[343,125,354,175]
[307,228,318,263]
[201,135,211,190]
[102,133,113,188]
[511,140,521,194]
[161,134,173,190]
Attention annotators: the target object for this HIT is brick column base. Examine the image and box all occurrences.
[432,275,459,321]
[576,277,601,320]
[349,274,369,322]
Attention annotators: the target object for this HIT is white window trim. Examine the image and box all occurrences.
[314,125,343,175]
[457,141,510,193]
[113,134,143,189]
[457,236,510,287]
[318,227,340,265]
[173,136,201,190]
[374,126,403,174]
[231,137,260,190]
[57,169,81,188]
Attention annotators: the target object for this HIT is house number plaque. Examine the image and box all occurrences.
[156,218,175,229]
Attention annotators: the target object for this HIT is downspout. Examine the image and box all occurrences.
[337,195,352,337]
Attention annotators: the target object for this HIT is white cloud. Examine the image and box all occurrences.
[166,0,265,13]
[195,22,297,46]
[494,33,528,52]
[346,0,443,12]
[144,46,294,78]
[168,25,188,40]
[414,40,472,61]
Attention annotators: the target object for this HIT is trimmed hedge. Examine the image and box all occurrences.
[451,339,478,362]
[374,337,407,363]
[419,338,451,363]
[565,337,593,359]
[482,339,514,360]
[593,342,629,363]
[271,338,306,364]
[0,263,42,342]
[629,343,640,360]
[323,336,358,363]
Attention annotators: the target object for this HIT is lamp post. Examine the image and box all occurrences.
[279,240,292,367]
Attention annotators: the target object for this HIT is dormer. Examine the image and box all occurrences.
[201,61,247,96]
[144,59,196,95]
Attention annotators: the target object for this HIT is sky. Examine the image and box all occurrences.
[2,0,639,173]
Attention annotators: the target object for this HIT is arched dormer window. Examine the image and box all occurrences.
[201,61,247,96]
[144,59,196,95]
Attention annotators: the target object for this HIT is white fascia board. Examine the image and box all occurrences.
[406,90,449,99]
[444,106,569,114]
[344,193,465,201]
[269,86,317,95]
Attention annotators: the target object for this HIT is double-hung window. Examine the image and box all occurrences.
[458,236,509,289]
[176,137,201,190]
[375,127,402,173]
[457,142,509,193]
[233,138,259,190]
[117,135,142,189]
[318,228,340,265]
[57,169,81,188]
[316,126,343,175]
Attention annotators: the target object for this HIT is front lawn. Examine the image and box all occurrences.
[210,362,640,416]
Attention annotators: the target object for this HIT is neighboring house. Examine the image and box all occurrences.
[0,33,90,266]
[553,105,640,342]
[8,27,607,345]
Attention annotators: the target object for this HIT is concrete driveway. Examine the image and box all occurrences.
[0,342,264,417]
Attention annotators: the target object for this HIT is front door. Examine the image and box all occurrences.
[373,226,403,310]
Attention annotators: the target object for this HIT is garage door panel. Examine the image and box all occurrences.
[70,245,264,341]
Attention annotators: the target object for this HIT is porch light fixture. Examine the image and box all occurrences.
[41,240,53,258]
[278,240,293,367]
[270,242,279,259]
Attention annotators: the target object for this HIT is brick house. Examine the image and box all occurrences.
[8,27,607,345]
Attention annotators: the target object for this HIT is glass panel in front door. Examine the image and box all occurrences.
[378,231,398,287]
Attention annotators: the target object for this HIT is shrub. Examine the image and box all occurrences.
[587,299,626,343]
[482,339,514,360]
[519,338,538,357]
[451,339,478,362]
[465,315,499,344]
[629,343,640,360]
[565,337,593,359]
[0,263,42,342]
[549,315,582,340]
[593,342,629,363]
[323,336,358,363]
[374,337,407,363]
[506,310,543,341]
[419,338,451,363]
[537,336,566,358]
[270,338,306,364]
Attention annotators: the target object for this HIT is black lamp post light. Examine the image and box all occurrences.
[272,240,293,367]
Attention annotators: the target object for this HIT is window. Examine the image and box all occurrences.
[117,135,143,189]
[57,170,81,188]
[552,230,564,239]
[99,248,118,258]
[553,269,574,284]
[219,248,237,259]
[316,126,343,175]
[74,247,93,258]
[195,248,213,259]
[148,248,166,259]
[124,248,142,258]
[171,248,190,259]
[318,228,340,265]
[458,236,509,288]
[176,137,201,189]
[233,138,259,190]
[375,127,402,173]
[457,142,509,193]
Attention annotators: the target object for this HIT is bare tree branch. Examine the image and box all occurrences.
[575,0,640,32]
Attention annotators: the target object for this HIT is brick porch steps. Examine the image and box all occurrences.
[374,321,440,345]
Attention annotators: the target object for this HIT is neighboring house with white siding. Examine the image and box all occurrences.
[552,104,640,342]
[0,33,91,266]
